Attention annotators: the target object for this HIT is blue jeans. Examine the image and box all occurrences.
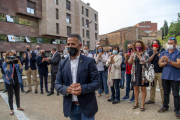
[2,74,7,90]
[69,103,95,120]
[110,79,120,100]
[120,71,125,86]
[20,72,24,90]
[126,73,134,98]
[98,71,109,95]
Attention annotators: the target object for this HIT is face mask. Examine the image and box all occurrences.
[135,47,142,51]
[37,48,40,50]
[119,52,123,55]
[3,56,5,59]
[66,48,68,50]
[167,45,174,50]
[61,55,63,57]
[109,49,112,52]
[128,48,133,52]
[42,52,45,56]
[96,45,100,48]
[83,50,88,54]
[153,44,159,49]
[98,49,102,53]
[26,48,29,52]
[68,45,79,57]
[113,50,118,55]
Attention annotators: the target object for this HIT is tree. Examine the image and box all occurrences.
[168,13,180,37]
[160,20,168,38]
[176,36,180,45]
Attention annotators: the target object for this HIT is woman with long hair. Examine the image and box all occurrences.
[94,45,109,98]
[128,40,150,111]
[3,51,24,115]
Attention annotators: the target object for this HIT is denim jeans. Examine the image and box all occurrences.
[110,79,120,100]
[120,71,125,86]
[125,73,134,98]
[98,71,109,95]
[2,74,7,91]
[69,103,95,120]
[162,79,180,112]
[19,72,24,90]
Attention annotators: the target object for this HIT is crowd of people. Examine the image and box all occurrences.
[0,34,180,120]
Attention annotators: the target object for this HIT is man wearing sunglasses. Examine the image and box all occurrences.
[145,39,165,105]
[158,37,180,119]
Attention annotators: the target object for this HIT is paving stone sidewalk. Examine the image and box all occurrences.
[0,83,177,120]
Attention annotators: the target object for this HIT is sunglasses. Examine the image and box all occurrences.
[169,37,176,40]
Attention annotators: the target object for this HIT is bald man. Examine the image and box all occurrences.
[37,50,50,94]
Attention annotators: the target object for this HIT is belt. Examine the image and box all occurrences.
[72,101,79,105]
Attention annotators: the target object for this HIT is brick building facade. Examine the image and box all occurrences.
[134,21,157,33]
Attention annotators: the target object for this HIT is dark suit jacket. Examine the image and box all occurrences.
[22,51,37,70]
[49,51,61,73]
[0,58,5,74]
[37,55,49,73]
[55,54,101,118]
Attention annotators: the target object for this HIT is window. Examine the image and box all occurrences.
[67,26,71,36]
[86,9,89,17]
[82,6,84,14]
[87,41,89,48]
[82,18,84,26]
[83,29,84,37]
[83,40,85,46]
[94,14,97,21]
[56,23,59,34]
[66,13,71,23]
[55,0,58,5]
[86,19,89,28]
[0,13,6,21]
[66,0,71,11]
[86,30,89,38]
[95,33,97,40]
[95,23,97,30]
[27,1,35,14]
[56,9,59,19]
[6,15,14,23]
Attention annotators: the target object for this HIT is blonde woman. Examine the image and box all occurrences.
[106,46,122,104]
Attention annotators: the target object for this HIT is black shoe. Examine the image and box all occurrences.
[158,107,168,113]
[57,92,60,96]
[25,90,32,93]
[130,86,133,90]
[35,90,38,94]
[121,86,124,89]
[41,91,43,94]
[107,98,114,102]
[21,89,25,93]
[46,90,50,93]
[112,100,120,104]
[47,92,54,96]
[119,86,122,88]
[175,111,180,119]
[3,90,7,93]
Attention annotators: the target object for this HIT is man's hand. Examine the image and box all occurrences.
[23,53,26,59]
[153,47,158,54]
[29,54,32,58]
[163,55,169,63]
[66,83,78,94]
[71,83,82,96]
[125,53,129,59]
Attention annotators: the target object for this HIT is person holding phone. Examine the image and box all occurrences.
[3,51,24,115]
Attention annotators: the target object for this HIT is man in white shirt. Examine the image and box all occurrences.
[82,45,93,58]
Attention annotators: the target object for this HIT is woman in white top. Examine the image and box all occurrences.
[94,45,109,98]
[106,46,122,104]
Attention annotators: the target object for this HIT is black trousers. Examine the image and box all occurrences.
[39,72,48,92]
[162,79,180,112]
[6,83,20,110]
[50,71,57,93]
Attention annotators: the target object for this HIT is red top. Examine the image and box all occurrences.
[126,52,132,74]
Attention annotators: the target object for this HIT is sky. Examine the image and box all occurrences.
[81,0,180,35]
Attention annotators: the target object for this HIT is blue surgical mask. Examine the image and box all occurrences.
[110,49,112,52]
[61,55,63,57]
[119,52,123,55]
[83,50,88,54]
[96,45,100,48]
[113,50,118,55]
[98,49,102,53]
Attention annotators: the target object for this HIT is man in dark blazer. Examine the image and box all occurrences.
[55,34,101,120]
[44,46,61,96]
[22,44,38,93]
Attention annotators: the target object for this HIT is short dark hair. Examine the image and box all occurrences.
[113,46,119,53]
[83,45,89,49]
[168,37,177,43]
[68,34,82,43]
[151,39,162,49]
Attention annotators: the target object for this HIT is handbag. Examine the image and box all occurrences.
[145,64,155,83]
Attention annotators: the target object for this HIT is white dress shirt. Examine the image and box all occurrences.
[82,53,93,58]
[70,53,80,102]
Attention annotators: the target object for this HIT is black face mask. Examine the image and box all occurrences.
[26,48,29,52]
[68,45,79,57]
[128,48,133,52]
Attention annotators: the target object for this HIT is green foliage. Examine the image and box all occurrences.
[160,20,168,38]
[176,36,180,45]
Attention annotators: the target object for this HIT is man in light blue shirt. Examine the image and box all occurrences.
[158,37,180,119]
